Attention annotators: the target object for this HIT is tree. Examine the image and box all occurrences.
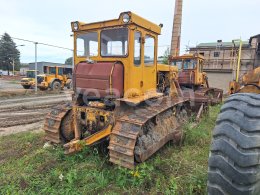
[162,47,170,65]
[0,33,20,75]
[65,57,73,65]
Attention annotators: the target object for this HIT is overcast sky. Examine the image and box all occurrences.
[0,0,259,64]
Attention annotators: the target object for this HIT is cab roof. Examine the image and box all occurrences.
[71,11,162,35]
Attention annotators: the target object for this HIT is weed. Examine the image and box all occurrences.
[0,105,220,194]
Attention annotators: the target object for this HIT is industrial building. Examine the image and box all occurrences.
[28,61,72,74]
[188,34,260,93]
[189,35,260,73]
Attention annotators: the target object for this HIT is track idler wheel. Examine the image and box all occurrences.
[60,110,75,143]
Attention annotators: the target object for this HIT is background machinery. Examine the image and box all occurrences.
[169,54,223,115]
[207,65,260,193]
[44,12,191,169]
[37,66,72,91]
[169,0,222,114]
[20,70,39,89]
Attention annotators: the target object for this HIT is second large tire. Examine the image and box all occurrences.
[51,81,61,92]
[207,93,260,195]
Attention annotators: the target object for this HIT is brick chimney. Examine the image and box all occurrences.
[170,0,183,57]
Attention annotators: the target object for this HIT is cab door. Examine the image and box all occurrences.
[142,34,157,94]
[127,30,143,97]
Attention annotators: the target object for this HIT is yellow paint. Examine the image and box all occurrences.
[236,39,243,82]
[38,66,71,90]
[170,54,206,86]
[64,12,183,149]
[71,12,163,103]
[64,125,112,153]
[119,91,163,105]
[109,63,115,95]
[85,125,112,145]
[157,63,178,72]
[20,70,38,88]
[229,67,260,94]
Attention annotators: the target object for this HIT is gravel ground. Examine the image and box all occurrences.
[0,78,23,91]
[0,93,72,136]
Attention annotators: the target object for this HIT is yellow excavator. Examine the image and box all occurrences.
[207,50,260,193]
[43,12,198,169]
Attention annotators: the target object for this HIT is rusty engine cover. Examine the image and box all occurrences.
[74,62,124,98]
[178,70,194,85]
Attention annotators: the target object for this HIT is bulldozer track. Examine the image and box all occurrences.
[108,96,188,169]
[43,104,72,144]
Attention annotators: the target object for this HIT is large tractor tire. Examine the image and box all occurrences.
[51,81,61,92]
[207,93,260,195]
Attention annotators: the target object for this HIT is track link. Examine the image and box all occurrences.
[43,104,71,143]
[108,96,188,169]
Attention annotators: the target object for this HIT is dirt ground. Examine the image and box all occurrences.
[0,93,72,136]
[0,77,23,91]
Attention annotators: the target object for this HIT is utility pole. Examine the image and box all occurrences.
[170,0,183,57]
[12,59,15,76]
[35,42,38,93]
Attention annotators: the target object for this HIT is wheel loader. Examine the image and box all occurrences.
[43,12,196,169]
[169,54,223,113]
[37,66,72,91]
[20,70,39,89]
[207,65,260,194]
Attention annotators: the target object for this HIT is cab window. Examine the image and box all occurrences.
[58,68,63,75]
[134,31,141,66]
[183,59,197,70]
[49,67,56,74]
[26,71,36,78]
[144,35,155,65]
[101,28,128,57]
[76,32,98,57]
[171,60,183,70]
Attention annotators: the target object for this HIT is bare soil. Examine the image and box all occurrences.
[0,93,72,136]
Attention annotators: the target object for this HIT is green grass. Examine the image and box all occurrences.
[0,105,221,195]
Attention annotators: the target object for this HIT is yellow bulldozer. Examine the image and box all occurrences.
[43,12,216,169]
[207,64,260,193]
[20,70,39,89]
[169,54,223,113]
[37,66,72,91]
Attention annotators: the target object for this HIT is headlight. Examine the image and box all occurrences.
[73,22,79,31]
[122,13,130,23]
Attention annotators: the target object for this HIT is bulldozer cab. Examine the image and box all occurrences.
[71,12,163,104]
[170,54,205,87]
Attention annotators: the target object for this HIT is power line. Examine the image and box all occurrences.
[0,35,73,51]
